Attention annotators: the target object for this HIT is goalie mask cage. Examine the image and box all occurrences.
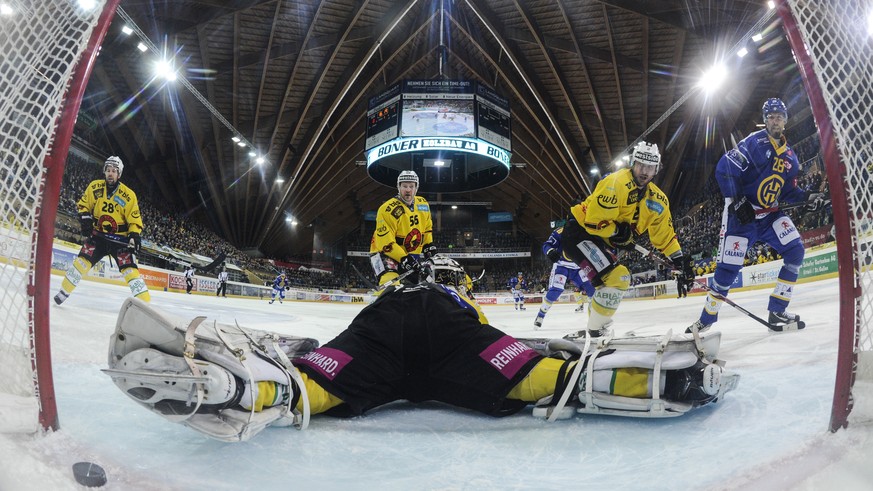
[0,0,119,433]
[777,0,873,431]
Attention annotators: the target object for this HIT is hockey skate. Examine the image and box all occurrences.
[768,311,805,332]
[269,299,274,304]
[574,304,584,313]
[685,320,712,334]
[533,312,545,330]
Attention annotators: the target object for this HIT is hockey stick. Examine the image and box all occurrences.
[471,268,486,283]
[754,198,830,216]
[632,244,778,330]
[350,263,377,290]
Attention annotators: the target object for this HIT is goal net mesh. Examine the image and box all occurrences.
[0,0,108,432]
[782,0,873,428]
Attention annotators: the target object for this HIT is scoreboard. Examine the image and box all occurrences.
[475,84,511,151]
[365,83,401,150]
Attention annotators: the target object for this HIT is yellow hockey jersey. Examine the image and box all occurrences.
[77,180,144,237]
[570,168,680,257]
[370,195,433,262]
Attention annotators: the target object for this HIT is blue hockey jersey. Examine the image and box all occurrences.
[715,129,806,208]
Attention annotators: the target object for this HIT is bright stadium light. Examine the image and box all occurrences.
[737,47,749,58]
[255,156,265,165]
[155,60,177,81]
[231,136,240,143]
[121,25,133,35]
[77,0,97,10]
[276,177,285,184]
[1,3,14,15]
[752,33,763,42]
[136,42,148,53]
[767,1,775,9]
[697,63,728,94]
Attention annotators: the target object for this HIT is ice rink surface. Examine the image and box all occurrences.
[2,275,872,490]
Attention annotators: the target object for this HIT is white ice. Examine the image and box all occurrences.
[1,276,872,490]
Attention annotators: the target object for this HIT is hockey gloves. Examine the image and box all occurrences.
[399,255,421,275]
[805,192,828,212]
[730,196,756,224]
[610,222,635,250]
[670,252,695,289]
[545,248,561,263]
[79,213,93,237]
[127,232,141,254]
[422,243,438,260]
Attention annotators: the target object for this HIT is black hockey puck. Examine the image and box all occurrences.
[72,461,107,487]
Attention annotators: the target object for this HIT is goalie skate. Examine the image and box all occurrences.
[104,298,319,441]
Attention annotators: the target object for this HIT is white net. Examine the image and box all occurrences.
[783,0,873,427]
[0,0,107,432]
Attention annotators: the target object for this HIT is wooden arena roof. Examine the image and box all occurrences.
[79,0,801,258]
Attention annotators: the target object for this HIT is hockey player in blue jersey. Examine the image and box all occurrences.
[535,227,597,329]
[269,272,291,304]
[687,98,826,334]
[508,272,528,310]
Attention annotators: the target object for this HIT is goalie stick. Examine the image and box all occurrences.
[633,244,780,331]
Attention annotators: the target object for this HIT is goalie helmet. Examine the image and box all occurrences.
[104,156,124,177]
[397,170,419,188]
[630,141,661,173]
[762,97,788,121]
[424,255,467,291]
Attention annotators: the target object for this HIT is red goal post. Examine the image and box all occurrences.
[0,0,119,433]
[776,0,873,431]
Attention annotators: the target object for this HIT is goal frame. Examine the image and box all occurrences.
[27,0,121,432]
[776,0,866,432]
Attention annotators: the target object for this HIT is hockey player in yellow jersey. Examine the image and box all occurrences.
[369,170,436,286]
[54,156,150,305]
[560,142,694,337]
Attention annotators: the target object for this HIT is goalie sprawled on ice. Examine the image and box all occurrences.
[105,256,739,442]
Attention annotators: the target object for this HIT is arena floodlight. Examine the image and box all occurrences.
[77,0,97,10]
[121,25,133,35]
[236,141,246,147]
[590,168,599,175]
[752,33,763,42]
[248,151,256,157]
[231,136,240,143]
[276,177,285,184]
[767,1,775,9]
[155,60,177,81]
[697,63,727,94]
[0,3,12,16]
[136,42,147,53]
[737,47,748,58]
[255,156,265,165]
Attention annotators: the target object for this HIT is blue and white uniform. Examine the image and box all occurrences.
[698,127,807,326]
[535,227,597,328]
[508,274,528,310]
[269,273,290,304]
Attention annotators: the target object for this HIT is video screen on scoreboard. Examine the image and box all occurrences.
[365,84,401,150]
[476,84,511,151]
[400,80,475,139]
